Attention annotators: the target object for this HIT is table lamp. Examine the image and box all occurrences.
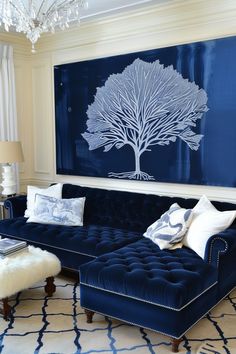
[0,141,24,196]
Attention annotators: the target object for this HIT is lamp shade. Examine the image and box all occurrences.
[0,141,24,164]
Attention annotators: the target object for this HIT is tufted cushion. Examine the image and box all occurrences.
[62,184,199,232]
[80,238,218,310]
[60,184,236,233]
[0,218,141,257]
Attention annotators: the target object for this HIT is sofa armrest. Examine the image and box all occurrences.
[4,195,27,218]
[204,226,236,267]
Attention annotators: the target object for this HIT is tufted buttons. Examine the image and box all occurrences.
[0,217,141,257]
[62,184,199,233]
[81,237,218,310]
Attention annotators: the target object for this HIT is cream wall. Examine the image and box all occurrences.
[2,0,236,202]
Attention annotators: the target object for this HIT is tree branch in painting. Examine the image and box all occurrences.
[82,58,208,180]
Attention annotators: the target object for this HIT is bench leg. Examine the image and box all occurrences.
[85,309,94,323]
[2,298,11,321]
[45,277,56,297]
[171,338,182,353]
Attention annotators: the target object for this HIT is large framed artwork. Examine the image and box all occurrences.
[54,35,236,187]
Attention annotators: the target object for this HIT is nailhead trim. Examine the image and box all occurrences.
[208,237,228,267]
[80,280,218,312]
[81,285,236,340]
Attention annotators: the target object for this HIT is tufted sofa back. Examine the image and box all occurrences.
[62,184,236,233]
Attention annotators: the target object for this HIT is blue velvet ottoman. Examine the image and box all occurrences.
[80,238,218,352]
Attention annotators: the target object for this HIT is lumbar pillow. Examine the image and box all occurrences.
[183,195,236,259]
[24,183,63,218]
[143,203,193,250]
[27,194,86,226]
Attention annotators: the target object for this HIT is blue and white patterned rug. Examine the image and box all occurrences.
[0,276,235,354]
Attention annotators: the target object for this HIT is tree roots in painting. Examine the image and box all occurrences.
[108,171,155,180]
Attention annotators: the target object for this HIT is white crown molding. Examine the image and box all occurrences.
[0,32,31,58]
[24,0,236,56]
[2,0,236,56]
[31,0,236,52]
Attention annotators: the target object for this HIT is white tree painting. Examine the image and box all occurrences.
[82,58,208,180]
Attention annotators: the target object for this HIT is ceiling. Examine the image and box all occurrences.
[79,0,159,20]
[0,0,163,35]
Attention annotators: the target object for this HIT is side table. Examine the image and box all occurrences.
[0,196,8,220]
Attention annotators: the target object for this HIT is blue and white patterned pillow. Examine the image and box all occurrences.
[143,203,193,250]
[26,194,86,226]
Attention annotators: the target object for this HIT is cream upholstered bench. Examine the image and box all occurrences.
[0,245,61,320]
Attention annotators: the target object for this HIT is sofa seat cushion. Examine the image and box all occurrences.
[80,238,218,310]
[0,217,141,257]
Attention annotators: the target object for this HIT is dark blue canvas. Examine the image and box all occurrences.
[54,36,236,187]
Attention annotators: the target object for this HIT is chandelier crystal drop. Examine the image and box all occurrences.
[0,0,87,52]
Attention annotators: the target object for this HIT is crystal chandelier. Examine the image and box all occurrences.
[0,0,87,52]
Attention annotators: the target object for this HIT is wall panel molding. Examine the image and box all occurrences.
[31,58,54,179]
[14,58,33,183]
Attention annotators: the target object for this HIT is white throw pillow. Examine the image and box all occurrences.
[27,194,86,226]
[24,183,63,218]
[191,194,217,217]
[183,195,236,259]
[143,203,193,250]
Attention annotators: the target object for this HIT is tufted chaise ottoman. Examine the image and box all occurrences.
[0,246,61,320]
[80,238,218,353]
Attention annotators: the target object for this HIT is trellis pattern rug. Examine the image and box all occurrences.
[0,276,235,354]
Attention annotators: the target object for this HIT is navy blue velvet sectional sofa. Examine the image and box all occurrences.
[0,183,236,352]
